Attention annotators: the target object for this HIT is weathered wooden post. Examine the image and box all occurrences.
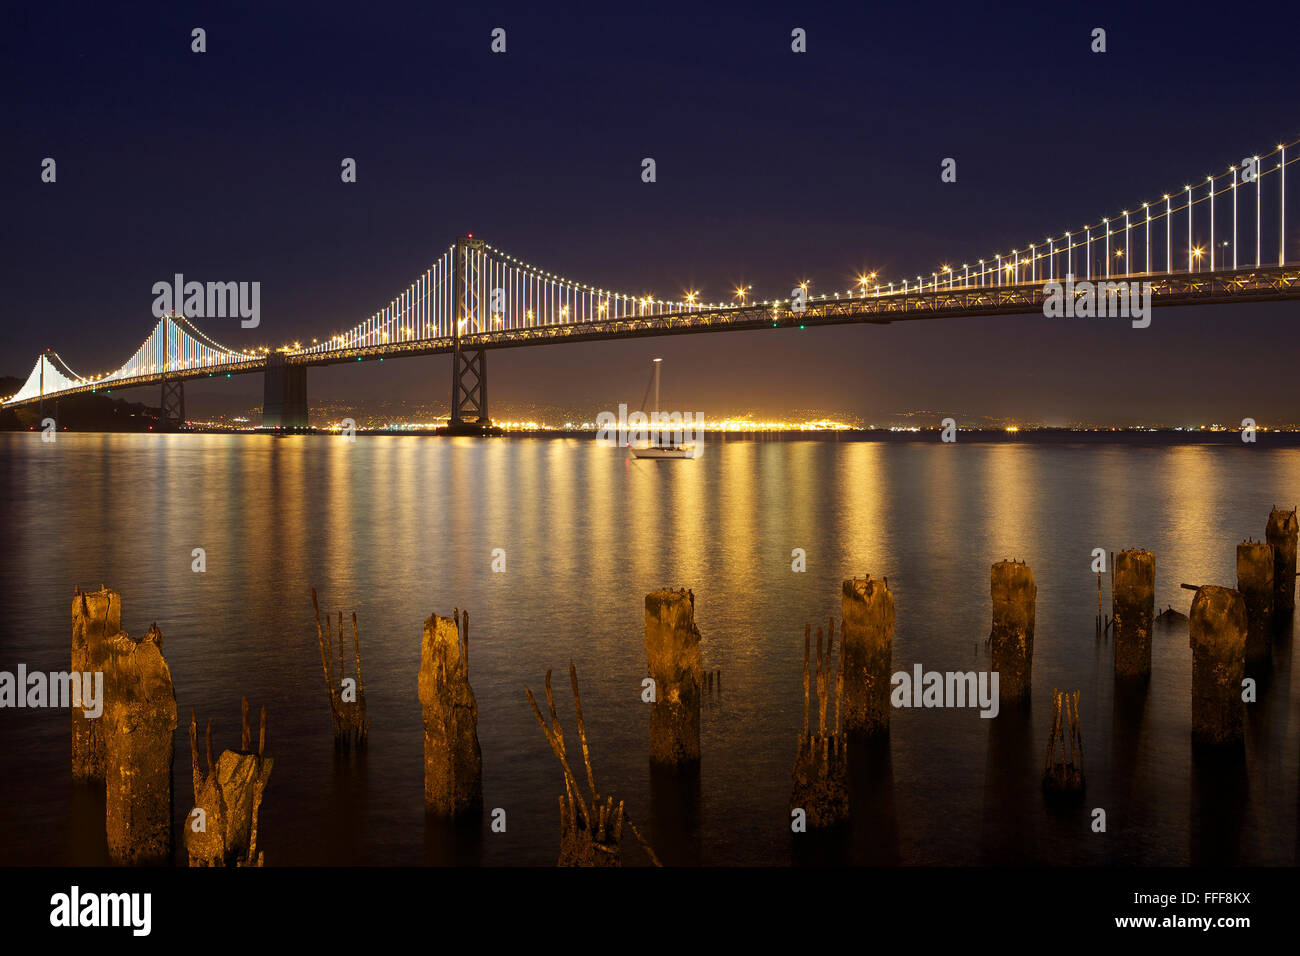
[103,624,177,865]
[311,589,369,748]
[1266,507,1298,612]
[71,586,119,780]
[185,699,273,866]
[990,560,1035,702]
[790,620,848,828]
[644,588,702,765]
[840,576,894,735]
[1189,586,1246,745]
[1041,688,1085,797]
[418,609,482,816]
[1236,540,1273,662]
[525,664,661,867]
[1113,549,1155,680]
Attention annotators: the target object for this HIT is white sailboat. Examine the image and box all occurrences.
[630,357,699,459]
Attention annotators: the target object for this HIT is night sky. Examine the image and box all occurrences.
[5,1,1299,425]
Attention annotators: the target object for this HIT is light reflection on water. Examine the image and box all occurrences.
[0,433,1296,865]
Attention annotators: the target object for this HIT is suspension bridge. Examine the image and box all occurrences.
[6,139,1300,430]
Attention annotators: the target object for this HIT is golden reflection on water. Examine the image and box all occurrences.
[3,433,1299,865]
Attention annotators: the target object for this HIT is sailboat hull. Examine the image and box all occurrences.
[630,444,700,460]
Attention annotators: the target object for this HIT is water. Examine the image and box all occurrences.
[0,433,1297,866]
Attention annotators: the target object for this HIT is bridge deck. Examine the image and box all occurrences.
[7,265,1299,407]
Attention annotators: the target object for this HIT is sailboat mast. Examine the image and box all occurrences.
[653,358,661,412]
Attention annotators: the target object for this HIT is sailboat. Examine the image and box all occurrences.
[630,357,699,459]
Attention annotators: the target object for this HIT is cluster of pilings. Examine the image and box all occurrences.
[72,586,178,865]
[1180,507,1298,745]
[72,586,274,866]
[185,700,273,866]
[311,588,369,749]
[785,577,894,831]
[66,504,1299,866]
[1086,509,1298,748]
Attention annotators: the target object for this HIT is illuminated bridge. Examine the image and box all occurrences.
[6,138,1300,430]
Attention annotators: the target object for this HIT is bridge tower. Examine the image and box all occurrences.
[159,314,185,430]
[448,235,490,433]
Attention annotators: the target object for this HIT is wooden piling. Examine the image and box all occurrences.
[525,663,661,867]
[1042,688,1085,797]
[71,586,120,781]
[1189,586,1246,745]
[185,699,273,866]
[644,588,703,766]
[1113,549,1155,680]
[790,618,849,827]
[1236,539,1273,662]
[418,609,483,816]
[103,623,177,865]
[311,589,369,748]
[1265,507,1298,612]
[840,576,894,735]
[990,560,1036,702]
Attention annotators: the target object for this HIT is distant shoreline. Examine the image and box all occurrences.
[7,426,1300,445]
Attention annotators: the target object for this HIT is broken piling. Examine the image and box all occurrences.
[418,609,483,817]
[1113,549,1155,680]
[1189,586,1246,746]
[185,699,273,866]
[1236,540,1273,662]
[644,588,703,766]
[311,589,368,749]
[790,620,848,828]
[1266,507,1298,612]
[103,623,177,865]
[840,576,894,735]
[71,586,119,780]
[525,663,660,867]
[990,560,1035,703]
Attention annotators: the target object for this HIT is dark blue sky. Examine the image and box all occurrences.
[5,0,1299,424]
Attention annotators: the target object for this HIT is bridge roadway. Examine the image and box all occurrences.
[10,263,1300,409]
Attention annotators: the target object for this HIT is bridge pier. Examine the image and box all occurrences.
[262,353,309,430]
[449,348,488,430]
[160,379,185,430]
